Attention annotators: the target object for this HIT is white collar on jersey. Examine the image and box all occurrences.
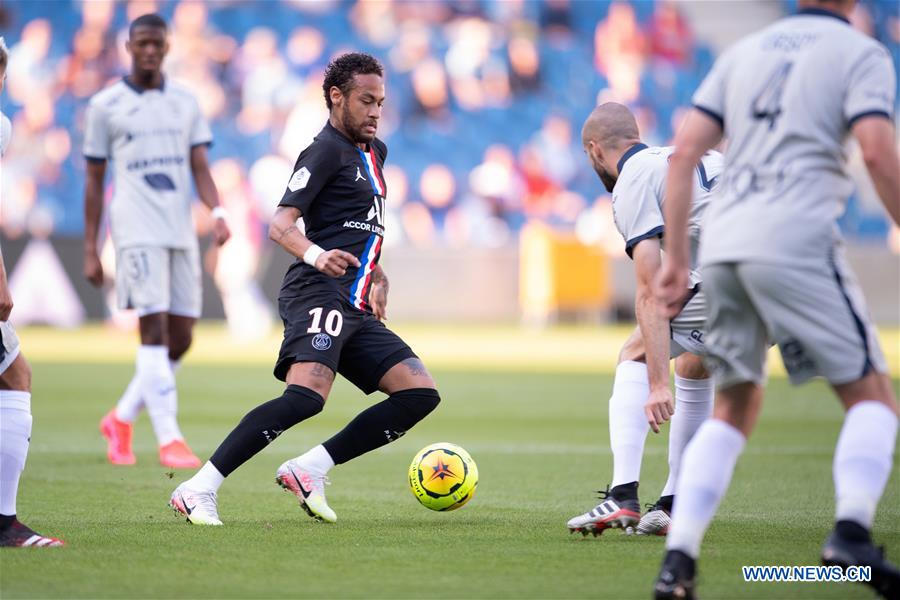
[122,76,166,95]
[795,7,849,25]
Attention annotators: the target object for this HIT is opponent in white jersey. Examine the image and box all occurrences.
[567,103,719,538]
[83,14,231,470]
[0,36,65,548]
[0,111,10,156]
[654,2,900,598]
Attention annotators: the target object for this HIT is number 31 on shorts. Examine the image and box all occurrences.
[307,308,343,336]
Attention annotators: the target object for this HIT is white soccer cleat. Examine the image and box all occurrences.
[169,483,223,526]
[636,507,671,536]
[275,459,337,523]
[0,520,64,547]
[567,494,641,536]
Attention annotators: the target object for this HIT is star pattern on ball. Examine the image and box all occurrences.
[427,457,458,482]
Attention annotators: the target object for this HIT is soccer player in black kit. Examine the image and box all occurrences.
[170,53,440,525]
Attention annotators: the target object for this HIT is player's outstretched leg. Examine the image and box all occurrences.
[823,390,900,599]
[278,386,440,523]
[169,384,325,525]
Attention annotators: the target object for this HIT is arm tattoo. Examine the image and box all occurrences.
[371,266,388,287]
[276,224,299,243]
[402,357,428,377]
[310,362,335,382]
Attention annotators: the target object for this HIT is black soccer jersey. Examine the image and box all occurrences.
[278,121,388,313]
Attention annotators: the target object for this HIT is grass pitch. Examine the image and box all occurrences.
[1,326,898,599]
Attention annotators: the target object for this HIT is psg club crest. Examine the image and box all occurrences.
[312,333,332,351]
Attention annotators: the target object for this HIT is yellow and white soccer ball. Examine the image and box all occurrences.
[408,442,478,511]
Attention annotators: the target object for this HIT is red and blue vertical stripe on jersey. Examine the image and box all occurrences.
[349,147,386,310]
[360,147,385,196]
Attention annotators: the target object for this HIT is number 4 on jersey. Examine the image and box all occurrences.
[752,62,793,130]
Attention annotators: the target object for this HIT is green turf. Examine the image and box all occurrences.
[1,362,898,599]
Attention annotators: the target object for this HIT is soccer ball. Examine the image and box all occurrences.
[408,442,478,511]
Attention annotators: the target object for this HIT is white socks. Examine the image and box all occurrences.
[609,361,650,488]
[296,444,335,477]
[116,358,181,423]
[834,401,897,529]
[667,419,746,558]
[115,374,143,423]
[137,345,183,446]
[186,461,225,493]
[660,376,714,497]
[184,445,336,494]
[0,391,32,516]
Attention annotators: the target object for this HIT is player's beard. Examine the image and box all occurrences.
[342,103,375,144]
[595,165,617,193]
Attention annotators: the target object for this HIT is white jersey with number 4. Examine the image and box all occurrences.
[612,144,723,289]
[83,79,212,250]
[692,8,896,267]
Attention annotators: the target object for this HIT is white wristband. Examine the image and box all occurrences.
[303,244,325,267]
[211,206,227,221]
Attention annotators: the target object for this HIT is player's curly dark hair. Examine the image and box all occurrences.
[322,52,383,110]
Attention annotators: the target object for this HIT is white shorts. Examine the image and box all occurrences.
[670,286,707,358]
[0,320,21,375]
[116,246,202,318]
[702,251,887,389]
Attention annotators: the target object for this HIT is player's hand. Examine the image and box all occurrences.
[314,249,361,278]
[0,282,13,321]
[653,257,689,318]
[645,386,675,434]
[370,267,389,320]
[213,217,231,246]
[84,249,104,287]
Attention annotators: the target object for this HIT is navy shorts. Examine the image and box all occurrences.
[275,290,416,394]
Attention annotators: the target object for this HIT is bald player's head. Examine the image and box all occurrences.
[581,102,641,192]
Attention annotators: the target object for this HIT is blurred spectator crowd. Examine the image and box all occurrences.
[1,0,898,255]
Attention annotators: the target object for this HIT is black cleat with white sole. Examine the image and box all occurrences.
[654,549,696,600]
[821,521,900,600]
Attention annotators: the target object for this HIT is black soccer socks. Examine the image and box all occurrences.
[209,385,324,476]
[323,388,441,465]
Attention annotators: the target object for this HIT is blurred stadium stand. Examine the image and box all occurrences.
[0,0,898,328]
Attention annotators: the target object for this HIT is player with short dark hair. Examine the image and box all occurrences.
[170,52,440,525]
[83,13,231,469]
[128,12,167,37]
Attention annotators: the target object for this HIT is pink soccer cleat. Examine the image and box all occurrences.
[100,410,136,465]
[159,440,202,469]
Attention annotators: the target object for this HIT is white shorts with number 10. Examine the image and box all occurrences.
[115,246,202,318]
